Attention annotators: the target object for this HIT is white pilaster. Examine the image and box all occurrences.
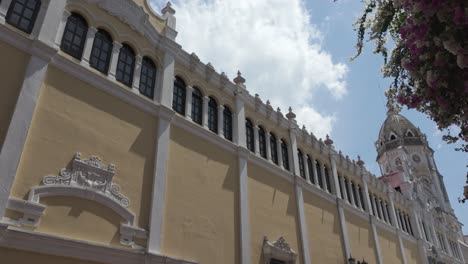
[53,10,71,48]
[202,96,209,128]
[81,27,97,66]
[388,192,398,227]
[295,183,311,264]
[0,0,12,24]
[370,217,384,264]
[310,156,318,186]
[147,108,175,254]
[0,56,49,218]
[265,132,271,161]
[376,198,384,220]
[109,41,122,80]
[253,125,259,155]
[337,200,351,260]
[289,127,300,176]
[157,50,176,107]
[36,0,68,47]
[320,163,327,191]
[238,148,250,264]
[185,86,193,119]
[330,155,341,198]
[276,139,283,169]
[234,91,246,147]
[217,105,224,137]
[347,180,355,206]
[397,231,408,264]
[132,55,143,94]
[340,176,348,203]
[361,173,372,215]
[303,153,310,183]
[356,186,363,209]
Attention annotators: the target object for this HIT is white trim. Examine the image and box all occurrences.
[294,183,311,264]
[0,224,196,264]
[0,0,13,24]
[147,109,174,254]
[337,199,351,259]
[0,55,49,219]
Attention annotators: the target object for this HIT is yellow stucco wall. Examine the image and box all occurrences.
[303,191,345,264]
[346,213,377,264]
[162,126,239,264]
[0,41,29,146]
[0,247,105,264]
[404,240,420,264]
[248,166,302,264]
[377,228,403,264]
[11,66,157,245]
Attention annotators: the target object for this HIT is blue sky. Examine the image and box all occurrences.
[151,0,467,232]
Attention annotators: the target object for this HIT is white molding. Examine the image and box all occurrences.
[397,231,408,264]
[0,224,196,264]
[294,183,310,264]
[0,55,49,219]
[262,236,297,264]
[337,199,351,259]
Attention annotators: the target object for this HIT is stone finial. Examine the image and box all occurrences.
[286,107,296,120]
[324,134,334,146]
[356,155,365,167]
[162,2,176,15]
[233,71,246,84]
[206,62,215,70]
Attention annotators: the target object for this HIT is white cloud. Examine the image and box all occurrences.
[151,0,348,138]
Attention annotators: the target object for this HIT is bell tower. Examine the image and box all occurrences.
[375,102,452,213]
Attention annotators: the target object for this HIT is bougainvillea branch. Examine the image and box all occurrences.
[352,0,467,153]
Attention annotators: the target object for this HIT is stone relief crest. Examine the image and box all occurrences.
[263,236,297,264]
[43,152,130,207]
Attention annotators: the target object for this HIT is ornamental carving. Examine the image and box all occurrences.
[42,153,130,207]
[263,236,297,264]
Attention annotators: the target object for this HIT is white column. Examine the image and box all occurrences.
[310,156,319,186]
[371,195,378,217]
[381,201,389,223]
[443,234,452,257]
[295,184,311,264]
[276,139,283,169]
[361,173,372,215]
[0,56,49,218]
[147,108,174,254]
[53,10,71,48]
[377,198,384,220]
[289,127,300,176]
[217,105,224,137]
[303,153,310,183]
[202,96,209,128]
[347,180,355,206]
[356,186,363,209]
[397,232,408,264]
[340,176,348,202]
[234,91,246,147]
[388,192,398,227]
[81,27,97,66]
[238,149,250,264]
[265,132,271,161]
[320,164,327,191]
[36,0,68,47]
[253,125,259,155]
[0,0,13,24]
[132,55,143,94]
[330,155,341,198]
[109,41,122,80]
[156,50,175,107]
[185,86,193,119]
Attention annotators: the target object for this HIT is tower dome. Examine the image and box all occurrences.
[376,103,425,160]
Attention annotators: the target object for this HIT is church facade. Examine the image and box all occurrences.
[0,0,465,263]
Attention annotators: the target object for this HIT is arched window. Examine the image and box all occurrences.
[6,0,41,34]
[172,77,186,115]
[375,196,382,219]
[223,106,232,141]
[324,165,331,192]
[358,186,366,211]
[139,57,156,99]
[270,133,278,165]
[191,87,203,125]
[385,203,392,224]
[245,119,255,152]
[208,97,218,133]
[406,131,414,137]
[344,178,352,203]
[297,149,305,179]
[390,134,396,140]
[337,175,344,199]
[316,160,323,189]
[116,44,135,87]
[258,126,267,158]
[370,193,377,216]
[307,156,315,184]
[351,182,359,206]
[90,29,113,74]
[60,13,88,60]
[281,139,289,171]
